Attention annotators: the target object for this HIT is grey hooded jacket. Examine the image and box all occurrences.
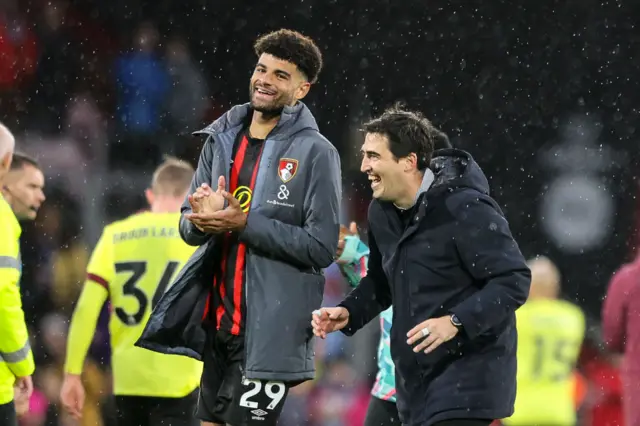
[136,101,342,382]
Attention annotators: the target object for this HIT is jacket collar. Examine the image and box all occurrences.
[395,168,435,210]
[416,168,435,200]
[193,101,318,141]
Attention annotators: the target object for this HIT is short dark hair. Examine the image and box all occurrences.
[362,104,437,170]
[254,29,323,84]
[10,151,39,171]
[152,156,194,197]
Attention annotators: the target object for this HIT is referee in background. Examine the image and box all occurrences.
[0,123,35,426]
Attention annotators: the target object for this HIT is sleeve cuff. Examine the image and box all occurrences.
[449,305,478,340]
[336,302,358,336]
[238,212,265,244]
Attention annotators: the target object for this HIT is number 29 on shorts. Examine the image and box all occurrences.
[239,379,286,410]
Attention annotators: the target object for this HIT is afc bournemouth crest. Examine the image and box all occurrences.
[278,158,298,183]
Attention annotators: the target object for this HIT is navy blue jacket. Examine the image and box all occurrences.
[339,149,531,426]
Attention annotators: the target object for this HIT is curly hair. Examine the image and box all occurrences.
[254,29,323,84]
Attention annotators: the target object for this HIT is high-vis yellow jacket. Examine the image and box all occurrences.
[0,194,34,404]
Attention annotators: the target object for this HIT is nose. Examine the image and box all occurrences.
[256,74,275,87]
[360,157,370,173]
[38,190,46,203]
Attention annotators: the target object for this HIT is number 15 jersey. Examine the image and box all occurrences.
[65,212,202,398]
[503,298,585,426]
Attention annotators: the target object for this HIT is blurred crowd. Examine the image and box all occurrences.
[0,0,635,425]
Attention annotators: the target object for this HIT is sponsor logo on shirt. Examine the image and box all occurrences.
[233,186,252,213]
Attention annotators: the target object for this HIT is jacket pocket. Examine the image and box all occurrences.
[245,257,324,375]
[248,260,323,337]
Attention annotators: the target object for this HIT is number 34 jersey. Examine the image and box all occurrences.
[64,212,202,398]
[503,298,586,426]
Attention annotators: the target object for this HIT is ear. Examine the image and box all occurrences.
[404,153,418,172]
[294,81,311,101]
[144,188,154,206]
[0,151,12,172]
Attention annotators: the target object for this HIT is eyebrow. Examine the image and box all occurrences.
[256,62,292,79]
[361,149,380,157]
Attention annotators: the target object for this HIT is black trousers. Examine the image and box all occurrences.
[364,396,492,426]
[0,401,17,426]
[364,397,402,426]
[114,390,199,426]
[432,420,493,426]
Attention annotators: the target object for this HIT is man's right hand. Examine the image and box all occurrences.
[60,374,85,420]
[311,307,350,339]
[186,176,226,232]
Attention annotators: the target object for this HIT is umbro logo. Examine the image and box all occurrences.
[251,408,268,420]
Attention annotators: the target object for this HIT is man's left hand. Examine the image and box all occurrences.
[200,191,247,233]
[407,316,459,354]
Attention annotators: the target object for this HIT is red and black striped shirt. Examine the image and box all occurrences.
[214,130,264,335]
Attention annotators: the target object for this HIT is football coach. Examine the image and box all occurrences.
[312,105,531,426]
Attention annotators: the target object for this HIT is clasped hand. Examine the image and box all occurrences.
[184,176,247,234]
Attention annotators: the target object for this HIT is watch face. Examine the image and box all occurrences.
[451,315,461,326]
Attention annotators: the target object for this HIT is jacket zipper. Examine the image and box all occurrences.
[409,206,428,377]
[243,249,250,378]
[393,207,426,377]
[242,137,267,377]
[243,129,277,376]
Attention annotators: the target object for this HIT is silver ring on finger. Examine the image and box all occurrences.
[421,327,430,337]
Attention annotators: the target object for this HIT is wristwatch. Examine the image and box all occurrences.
[450,314,463,329]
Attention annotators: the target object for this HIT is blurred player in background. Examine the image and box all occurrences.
[502,256,585,426]
[60,157,202,426]
[0,124,36,426]
[602,252,640,426]
[335,128,452,426]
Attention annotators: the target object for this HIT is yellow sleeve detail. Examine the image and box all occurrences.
[0,261,34,377]
[64,281,108,375]
[86,228,115,286]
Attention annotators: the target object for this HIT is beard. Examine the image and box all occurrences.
[249,84,293,117]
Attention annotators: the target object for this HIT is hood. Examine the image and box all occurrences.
[428,148,490,196]
[193,101,319,140]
